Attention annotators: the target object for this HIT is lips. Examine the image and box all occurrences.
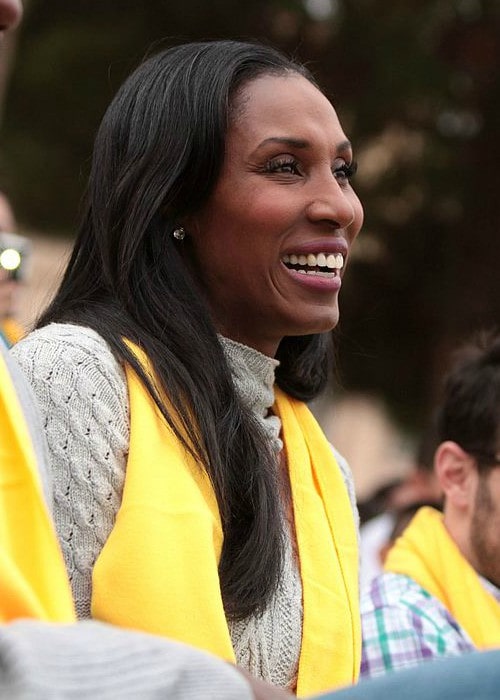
[281,252,344,276]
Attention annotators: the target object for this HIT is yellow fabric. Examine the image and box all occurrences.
[0,351,75,623]
[274,387,361,695]
[1,318,24,345]
[92,344,360,696]
[385,506,500,649]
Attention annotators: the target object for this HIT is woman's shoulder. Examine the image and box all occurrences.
[11,322,127,407]
[13,322,113,357]
[12,322,121,373]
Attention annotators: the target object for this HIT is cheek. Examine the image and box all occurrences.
[227,183,297,234]
[189,186,297,286]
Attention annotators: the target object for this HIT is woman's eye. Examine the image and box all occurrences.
[333,160,358,183]
[266,158,301,175]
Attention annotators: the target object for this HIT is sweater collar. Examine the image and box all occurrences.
[218,336,282,453]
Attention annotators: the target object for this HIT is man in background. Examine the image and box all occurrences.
[359,428,442,592]
[361,332,500,678]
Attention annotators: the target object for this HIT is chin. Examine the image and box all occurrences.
[310,307,340,333]
[287,312,340,337]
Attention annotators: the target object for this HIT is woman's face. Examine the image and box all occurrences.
[185,72,363,356]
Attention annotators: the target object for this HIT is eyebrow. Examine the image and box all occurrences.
[255,136,352,154]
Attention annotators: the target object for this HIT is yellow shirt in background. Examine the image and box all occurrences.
[0,345,75,623]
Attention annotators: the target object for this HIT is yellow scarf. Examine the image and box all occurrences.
[385,506,500,649]
[0,350,75,623]
[92,345,360,696]
[1,318,24,346]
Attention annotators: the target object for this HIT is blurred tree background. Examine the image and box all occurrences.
[1,0,499,437]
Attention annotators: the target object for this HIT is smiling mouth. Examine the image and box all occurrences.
[281,252,344,277]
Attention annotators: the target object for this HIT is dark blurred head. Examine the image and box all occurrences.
[436,331,500,472]
[434,331,500,587]
[0,0,22,36]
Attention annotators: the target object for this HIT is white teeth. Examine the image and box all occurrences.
[326,253,344,270]
[282,252,344,270]
[300,270,335,277]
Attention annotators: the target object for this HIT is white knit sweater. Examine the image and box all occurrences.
[2,339,253,700]
[12,323,358,691]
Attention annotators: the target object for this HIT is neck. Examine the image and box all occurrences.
[442,506,475,570]
[219,335,282,454]
[215,327,280,359]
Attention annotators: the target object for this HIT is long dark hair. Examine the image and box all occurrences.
[39,40,332,620]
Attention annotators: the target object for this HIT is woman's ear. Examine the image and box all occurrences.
[434,441,477,510]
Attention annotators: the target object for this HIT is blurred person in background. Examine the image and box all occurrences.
[359,429,442,592]
[361,331,500,678]
[0,0,20,31]
[0,190,28,345]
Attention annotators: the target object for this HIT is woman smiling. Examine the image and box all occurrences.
[12,40,363,697]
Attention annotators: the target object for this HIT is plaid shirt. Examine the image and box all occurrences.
[360,572,500,678]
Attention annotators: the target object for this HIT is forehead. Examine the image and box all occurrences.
[230,73,347,151]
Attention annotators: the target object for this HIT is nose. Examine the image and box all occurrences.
[306,173,358,230]
[0,0,22,32]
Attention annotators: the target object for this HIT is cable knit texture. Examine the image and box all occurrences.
[12,326,129,620]
[219,336,283,454]
[12,323,358,690]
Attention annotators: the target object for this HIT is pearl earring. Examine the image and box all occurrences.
[173,227,186,241]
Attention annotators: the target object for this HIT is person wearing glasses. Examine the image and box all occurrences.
[361,331,500,678]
